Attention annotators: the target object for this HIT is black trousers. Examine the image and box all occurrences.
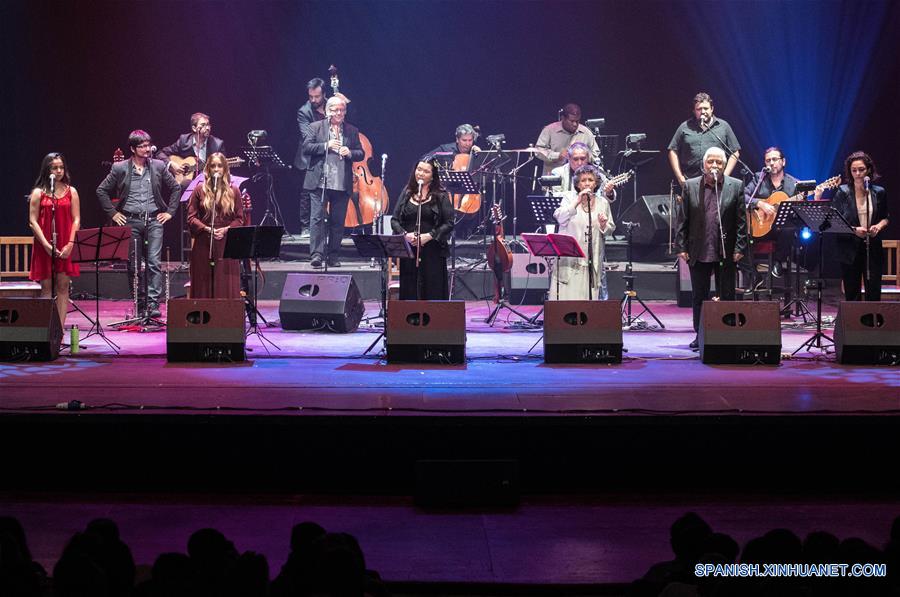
[310,188,349,260]
[689,260,737,333]
[398,241,449,300]
[841,245,882,301]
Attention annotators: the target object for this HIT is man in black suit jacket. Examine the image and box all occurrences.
[293,79,327,237]
[97,130,182,316]
[156,112,226,185]
[675,147,748,349]
[301,96,364,268]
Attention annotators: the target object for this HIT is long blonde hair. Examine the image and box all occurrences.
[201,153,235,215]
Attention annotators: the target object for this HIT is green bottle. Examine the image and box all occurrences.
[70,324,79,355]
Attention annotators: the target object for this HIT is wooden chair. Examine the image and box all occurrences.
[883,240,898,287]
[0,236,42,297]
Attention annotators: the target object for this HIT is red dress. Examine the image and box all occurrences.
[187,184,244,299]
[29,188,80,281]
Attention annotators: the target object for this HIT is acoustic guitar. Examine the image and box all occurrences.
[750,175,840,238]
[169,155,246,186]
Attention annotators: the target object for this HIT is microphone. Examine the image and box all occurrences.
[709,167,720,178]
[699,115,709,130]
[417,179,424,191]
[763,166,771,173]
[49,173,56,193]
[56,400,87,411]
[149,145,157,154]
[213,172,220,193]
[864,176,870,191]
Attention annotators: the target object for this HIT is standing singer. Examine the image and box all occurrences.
[391,160,455,300]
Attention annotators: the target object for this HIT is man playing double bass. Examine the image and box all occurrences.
[423,124,481,166]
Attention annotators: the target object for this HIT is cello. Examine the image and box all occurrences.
[486,202,513,303]
[449,151,481,214]
[324,65,390,229]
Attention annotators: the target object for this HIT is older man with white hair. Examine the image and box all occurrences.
[301,96,365,268]
[675,146,747,350]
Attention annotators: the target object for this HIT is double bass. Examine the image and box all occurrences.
[324,65,390,229]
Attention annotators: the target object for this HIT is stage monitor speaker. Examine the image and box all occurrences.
[543,300,623,363]
[0,298,62,361]
[700,300,781,364]
[619,194,673,245]
[166,298,246,362]
[279,273,364,333]
[510,253,549,304]
[835,301,900,365]
[386,300,466,364]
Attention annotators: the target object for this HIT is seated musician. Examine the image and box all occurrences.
[156,112,227,186]
[743,147,795,277]
[534,103,599,175]
[550,143,616,299]
[422,124,481,167]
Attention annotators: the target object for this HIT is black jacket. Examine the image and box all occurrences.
[301,120,364,192]
[293,101,326,171]
[391,189,456,257]
[156,133,227,164]
[675,174,748,264]
[831,184,890,266]
[96,158,182,219]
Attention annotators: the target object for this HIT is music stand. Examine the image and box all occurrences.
[351,234,413,355]
[441,170,482,299]
[520,195,563,234]
[240,146,288,227]
[789,201,853,354]
[223,225,284,352]
[771,199,813,322]
[521,232,585,350]
[70,226,131,353]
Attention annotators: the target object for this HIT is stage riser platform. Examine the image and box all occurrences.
[71,266,681,302]
[2,414,897,495]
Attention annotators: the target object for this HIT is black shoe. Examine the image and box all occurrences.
[310,255,324,269]
[327,257,341,268]
[772,261,783,278]
[148,304,161,318]
[689,336,699,350]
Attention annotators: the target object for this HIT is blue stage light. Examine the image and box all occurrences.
[800,227,813,242]
[673,1,891,181]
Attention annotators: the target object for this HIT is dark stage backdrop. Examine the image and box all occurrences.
[3,0,899,245]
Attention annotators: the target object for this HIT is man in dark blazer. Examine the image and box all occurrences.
[293,78,327,237]
[301,96,364,268]
[97,130,182,317]
[156,112,226,185]
[675,146,748,349]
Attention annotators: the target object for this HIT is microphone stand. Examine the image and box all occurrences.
[415,183,424,300]
[584,192,594,301]
[49,176,58,319]
[712,172,728,300]
[745,169,769,300]
[209,176,218,299]
[864,181,872,283]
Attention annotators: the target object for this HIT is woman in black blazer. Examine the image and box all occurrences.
[391,160,455,300]
[828,151,890,301]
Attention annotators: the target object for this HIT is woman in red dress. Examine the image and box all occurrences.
[28,152,81,327]
[186,152,244,298]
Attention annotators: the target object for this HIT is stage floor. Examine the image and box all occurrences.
[1,299,898,414]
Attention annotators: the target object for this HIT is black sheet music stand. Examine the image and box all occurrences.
[241,146,288,227]
[351,234,414,355]
[771,200,813,322]
[789,201,853,354]
[70,226,131,352]
[223,225,284,352]
[440,170,483,299]
[521,233,585,350]
[520,195,563,234]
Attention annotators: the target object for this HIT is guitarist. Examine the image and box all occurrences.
[157,112,227,188]
[744,147,796,277]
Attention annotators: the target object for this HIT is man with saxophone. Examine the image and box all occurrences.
[301,96,364,269]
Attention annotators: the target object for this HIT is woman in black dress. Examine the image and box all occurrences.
[827,151,890,301]
[390,160,455,300]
